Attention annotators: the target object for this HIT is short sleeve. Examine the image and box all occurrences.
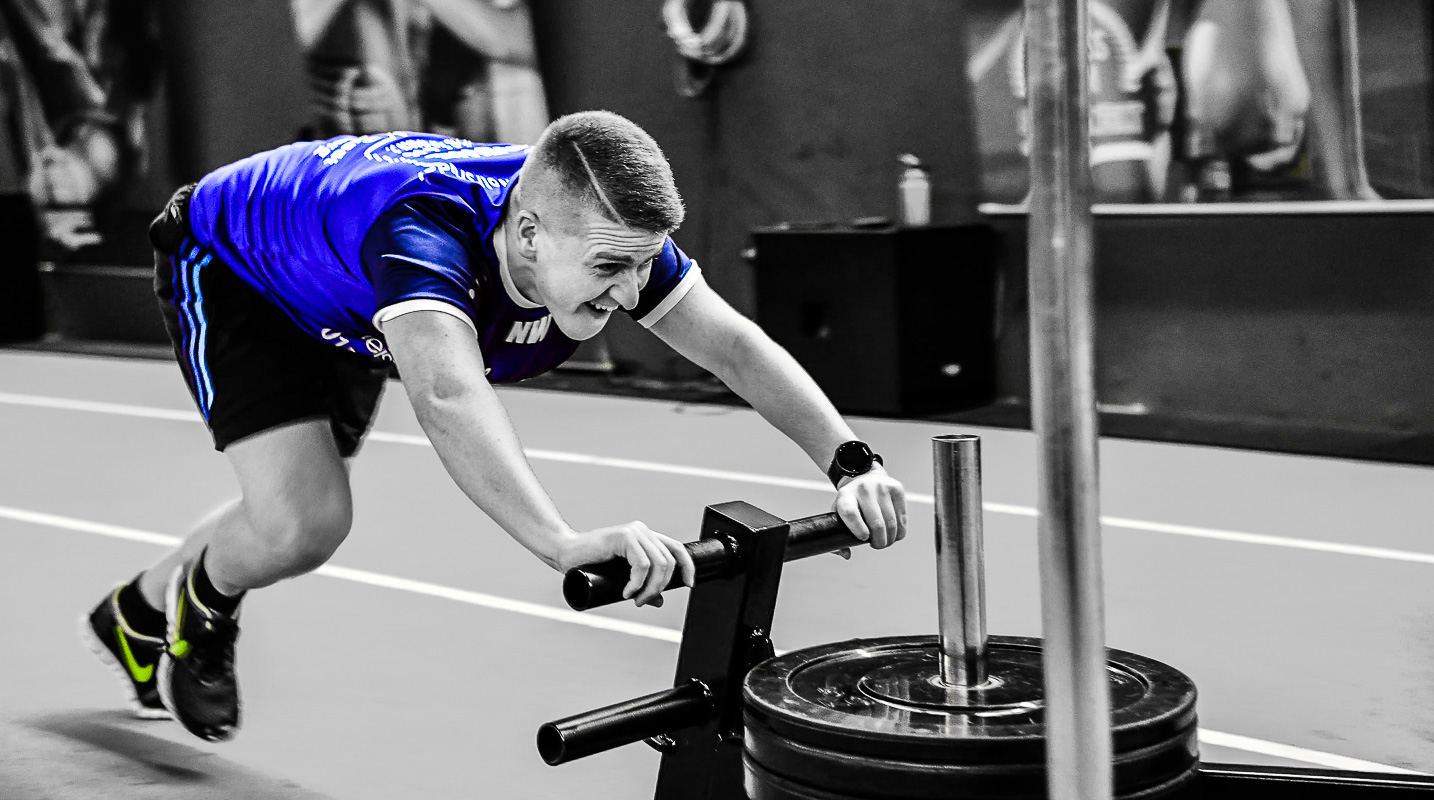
[361,197,485,336]
[628,238,704,329]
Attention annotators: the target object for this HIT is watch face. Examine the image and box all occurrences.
[835,441,874,473]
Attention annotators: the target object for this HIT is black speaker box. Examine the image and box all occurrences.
[0,195,45,344]
[751,224,1000,416]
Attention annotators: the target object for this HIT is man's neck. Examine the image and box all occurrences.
[495,199,543,309]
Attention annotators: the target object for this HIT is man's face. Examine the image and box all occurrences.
[514,204,667,341]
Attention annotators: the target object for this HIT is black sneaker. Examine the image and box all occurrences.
[159,563,242,741]
[79,585,171,720]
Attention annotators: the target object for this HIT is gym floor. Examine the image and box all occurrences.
[1,349,1431,799]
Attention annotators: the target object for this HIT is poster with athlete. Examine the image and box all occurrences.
[0,0,166,257]
[290,0,550,145]
[0,0,550,257]
[965,0,1434,204]
[968,0,1178,204]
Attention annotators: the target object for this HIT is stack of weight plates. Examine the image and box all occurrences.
[743,636,1199,799]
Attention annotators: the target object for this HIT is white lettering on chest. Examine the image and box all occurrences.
[505,315,552,345]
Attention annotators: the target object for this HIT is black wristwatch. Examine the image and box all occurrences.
[827,440,883,487]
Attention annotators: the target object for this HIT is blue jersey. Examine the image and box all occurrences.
[188,133,701,382]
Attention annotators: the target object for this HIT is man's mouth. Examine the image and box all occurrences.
[586,300,618,314]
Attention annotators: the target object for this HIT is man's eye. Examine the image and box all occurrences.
[596,263,625,274]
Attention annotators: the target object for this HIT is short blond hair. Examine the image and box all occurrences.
[527,111,685,234]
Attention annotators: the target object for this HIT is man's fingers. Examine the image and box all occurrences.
[664,535,697,588]
[835,493,870,543]
[648,538,675,602]
[624,539,651,600]
[635,536,674,606]
[894,489,909,541]
[608,525,693,605]
[857,484,891,549]
[879,492,901,545]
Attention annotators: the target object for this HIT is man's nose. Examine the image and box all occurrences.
[611,271,641,310]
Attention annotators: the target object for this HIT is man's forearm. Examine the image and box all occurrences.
[712,326,858,472]
[405,371,573,569]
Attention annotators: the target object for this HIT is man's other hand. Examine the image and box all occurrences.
[834,465,907,550]
[557,522,697,608]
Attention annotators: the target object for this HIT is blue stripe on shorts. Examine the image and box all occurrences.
[174,242,216,419]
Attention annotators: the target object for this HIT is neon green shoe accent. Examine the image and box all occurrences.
[114,626,155,682]
[170,579,190,659]
[174,586,186,629]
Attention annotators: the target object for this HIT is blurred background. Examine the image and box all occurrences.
[1,0,1431,463]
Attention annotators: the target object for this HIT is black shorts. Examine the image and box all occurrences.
[151,185,390,457]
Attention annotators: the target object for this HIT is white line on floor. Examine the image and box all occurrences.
[0,502,1424,776]
[1197,729,1425,775]
[3,391,1433,567]
[0,505,678,644]
[0,392,197,422]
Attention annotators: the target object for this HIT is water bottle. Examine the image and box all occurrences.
[899,154,931,226]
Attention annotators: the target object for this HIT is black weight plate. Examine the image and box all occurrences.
[745,753,865,800]
[744,750,1202,800]
[745,719,1199,799]
[744,636,1197,763]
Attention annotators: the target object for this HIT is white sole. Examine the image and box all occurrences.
[76,607,171,721]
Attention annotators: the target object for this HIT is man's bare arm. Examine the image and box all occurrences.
[383,310,695,601]
[652,280,856,471]
[384,310,572,566]
[651,280,907,547]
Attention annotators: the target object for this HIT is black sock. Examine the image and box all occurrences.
[191,550,244,617]
[116,575,167,637]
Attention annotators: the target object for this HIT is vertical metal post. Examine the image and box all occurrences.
[932,435,988,687]
[1023,0,1112,799]
[1336,0,1374,196]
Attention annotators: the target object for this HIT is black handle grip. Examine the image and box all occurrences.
[562,538,733,611]
[783,512,863,561]
[562,513,863,611]
[537,680,713,766]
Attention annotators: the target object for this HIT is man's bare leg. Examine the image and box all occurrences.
[86,419,357,728]
[151,419,357,742]
[138,419,355,604]
[136,500,242,609]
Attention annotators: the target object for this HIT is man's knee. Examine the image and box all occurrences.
[245,482,353,574]
[226,420,357,575]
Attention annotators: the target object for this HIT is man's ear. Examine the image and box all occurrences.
[515,209,540,258]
